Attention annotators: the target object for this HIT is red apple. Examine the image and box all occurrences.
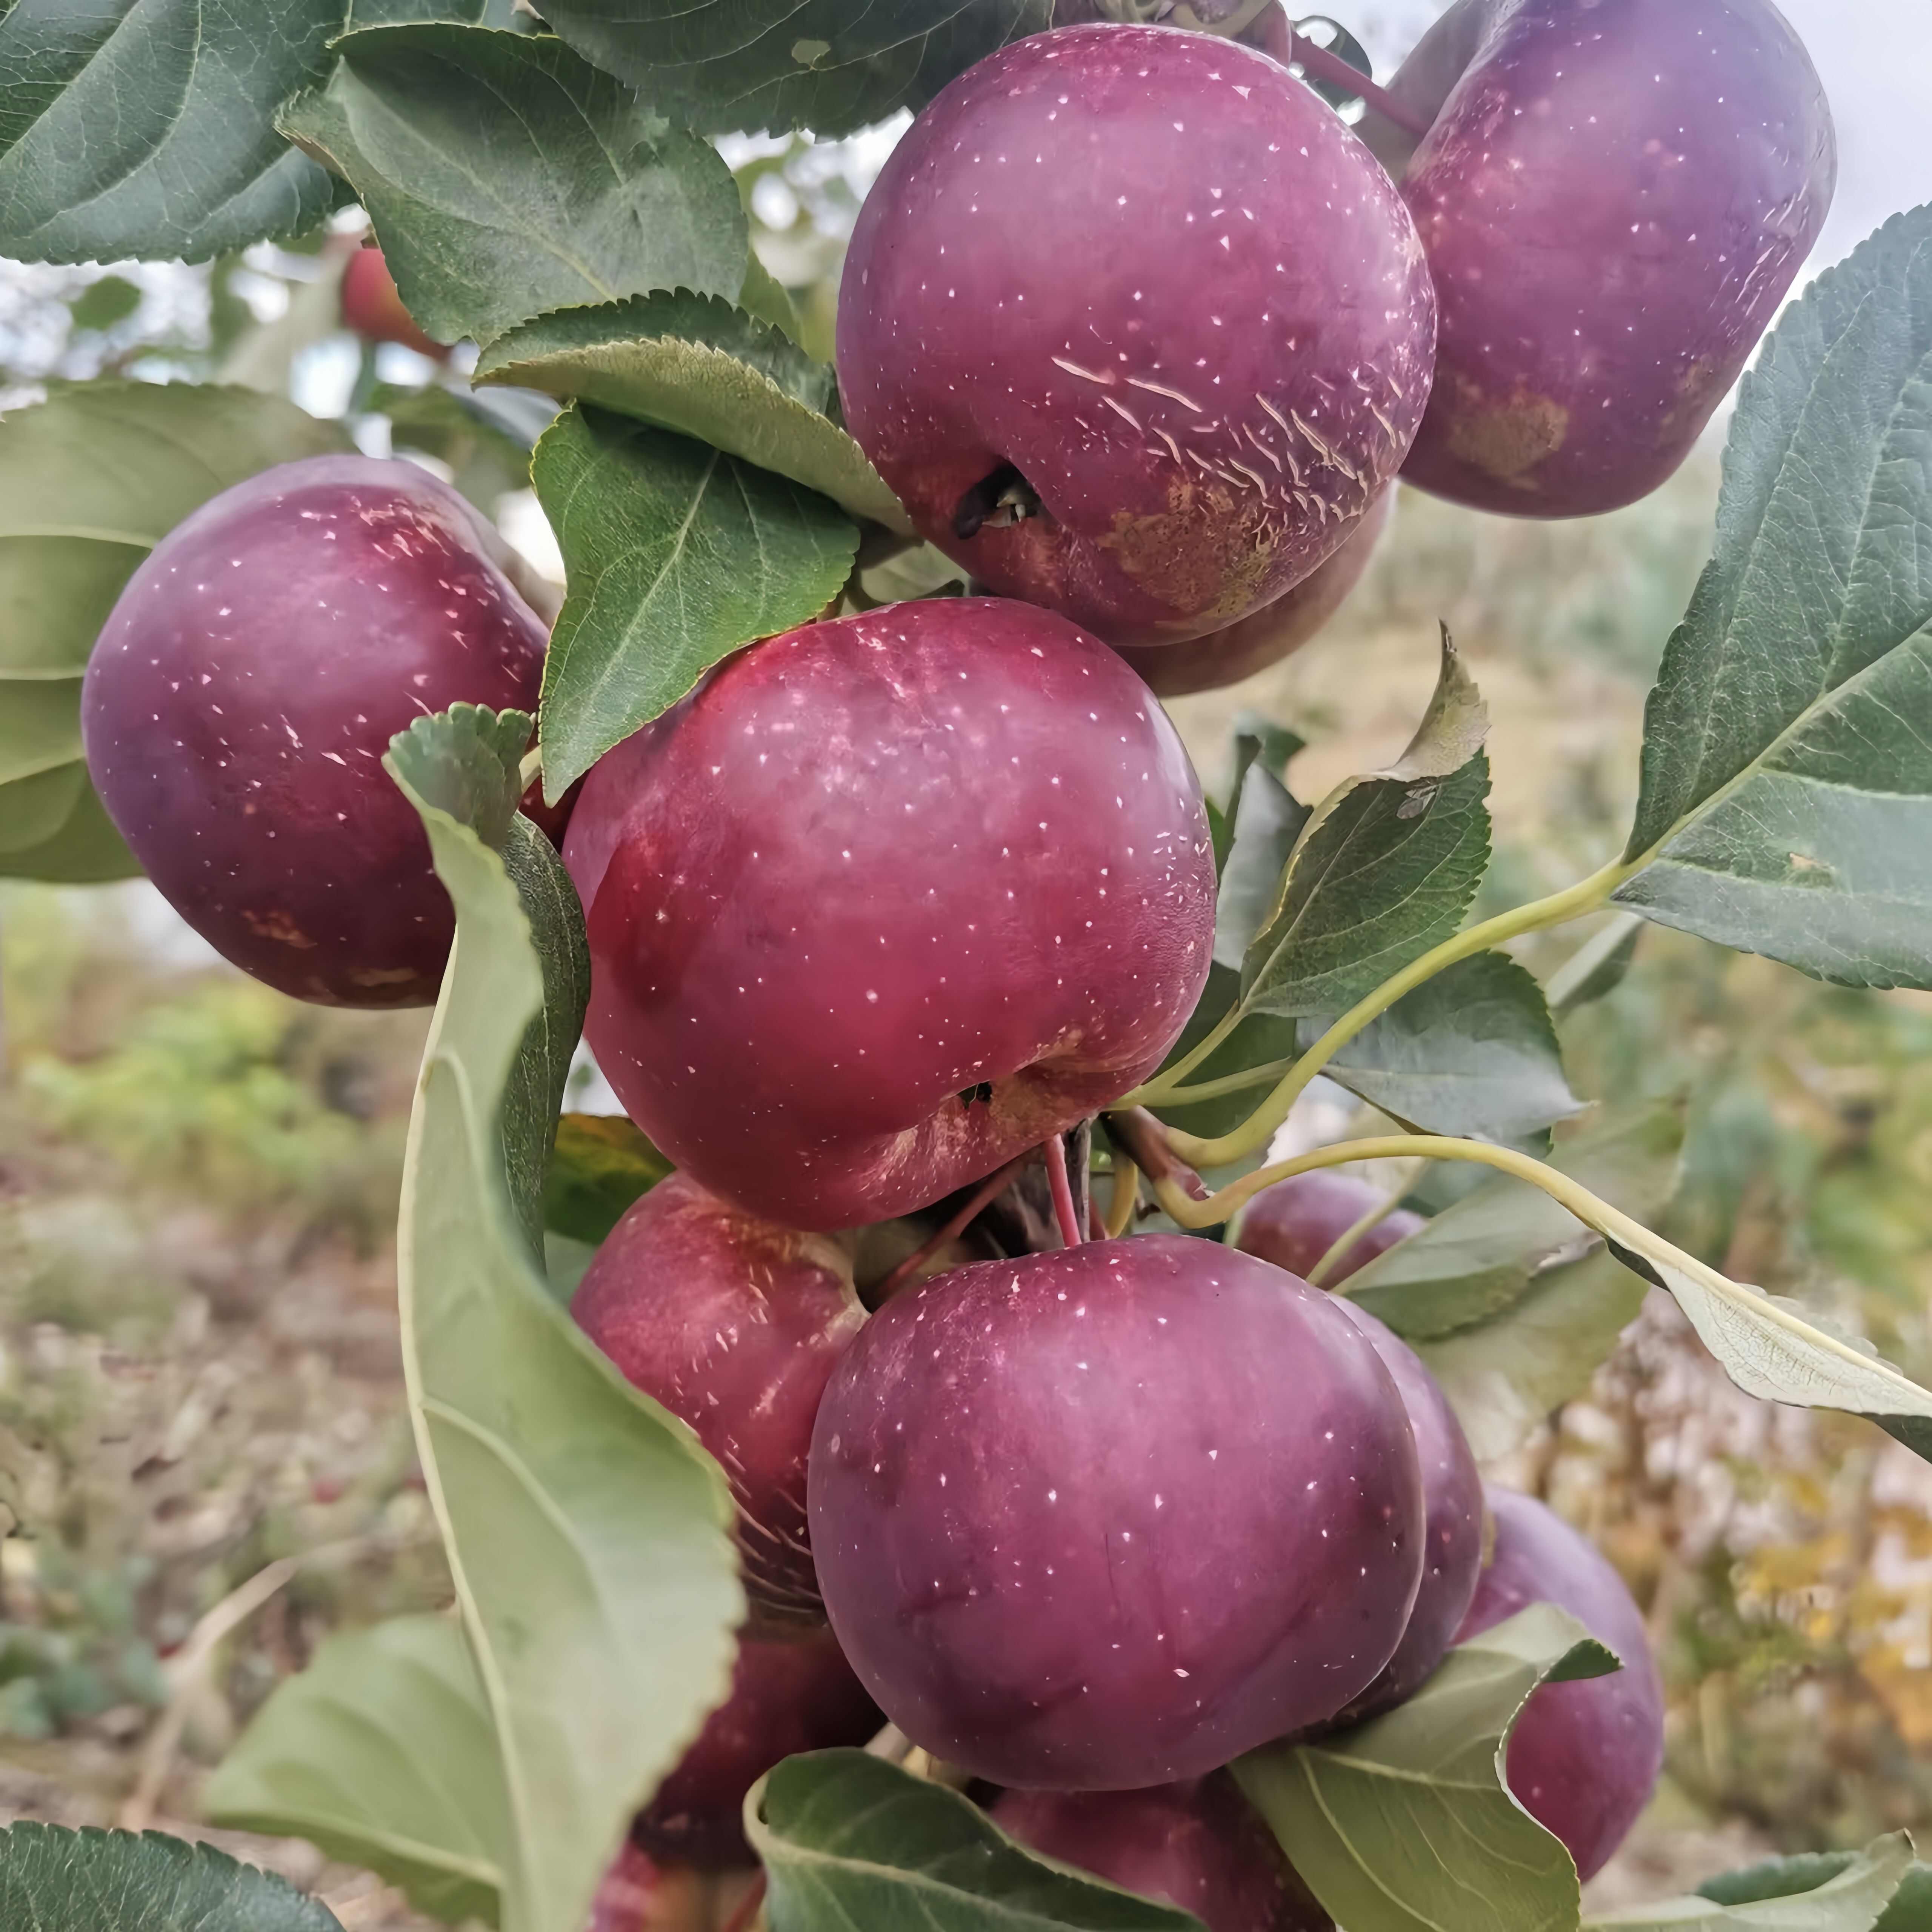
[837,25,1436,648]
[82,455,547,1006]
[1454,1486,1664,1878]
[341,243,449,358]
[562,598,1216,1231]
[1385,0,1834,517]
[573,1172,866,1630]
[631,1630,880,1869]
[1229,1169,1423,1284]
[1114,491,1391,695]
[994,1776,1332,1931]
[808,1235,1424,1788]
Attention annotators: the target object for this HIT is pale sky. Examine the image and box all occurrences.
[1352,0,1932,277]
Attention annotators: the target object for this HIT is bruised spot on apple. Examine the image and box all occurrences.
[837,24,1435,649]
[82,455,547,1008]
[1380,0,1835,518]
[1114,490,1391,697]
[994,1775,1334,1932]
[808,1235,1425,1789]
[563,598,1217,1232]
[1455,1486,1664,1878]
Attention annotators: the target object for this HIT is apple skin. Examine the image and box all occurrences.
[807,1235,1425,1788]
[1229,1169,1423,1284]
[836,25,1436,649]
[562,598,1216,1232]
[631,1630,881,1870]
[82,455,547,1007]
[573,1173,866,1631]
[1322,1301,1482,1723]
[1387,0,1835,517]
[1453,1486,1664,1878]
[1113,489,1391,698]
[341,244,449,359]
[994,1776,1333,1932]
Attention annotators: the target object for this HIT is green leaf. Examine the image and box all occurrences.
[1416,1245,1652,1463]
[0,761,85,854]
[1701,1853,1932,1930]
[0,777,140,884]
[1345,1101,1683,1341]
[205,1614,505,1930]
[1235,1604,1618,1932]
[1241,629,1492,1019]
[0,677,82,786]
[1592,1834,1915,1929]
[1309,951,1584,1144]
[1615,205,1932,988]
[544,1112,675,1246]
[1214,758,1308,971]
[279,26,748,348]
[475,292,912,532]
[0,1821,343,1930]
[749,1750,1204,1931]
[538,0,1052,139]
[1547,912,1644,1018]
[530,405,859,798]
[68,275,142,332]
[383,703,743,1932]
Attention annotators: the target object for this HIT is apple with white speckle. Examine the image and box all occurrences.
[563,597,1217,1231]
[81,455,548,1006]
[1381,0,1834,516]
[837,24,1436,649]
[807,1234,1425,1787]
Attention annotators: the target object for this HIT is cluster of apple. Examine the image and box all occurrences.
[76,0,1834,1922]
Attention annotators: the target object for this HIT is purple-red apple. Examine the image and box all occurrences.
[631,1630,880,1869]
[837,25,1436,648]
[562,597,1216,1231]
[994,1777,1332,1931]
[1454,1486,1664,1878]
[807,1234,1424,1788]
[1113,489,1391,697]
[1384,0,1834,517]
[573,1172,866,1631]
[341,244,449,359]
[1229,1169,1423,1284]
[82,455,547,1006]
[1324,1300,1482,1722]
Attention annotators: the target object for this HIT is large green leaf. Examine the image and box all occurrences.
[530,405,859,797]
[0,761,85,854]
[1241,631,1492,1019]
[0,1822,343,1931]
[1418,1245,1652,1463]
[0,380,349,878]
[1616,205,1932,987]
[383,703,743,1932]
[205,1614,505,1929]
[1591,1835,1915,1930]
[544,1112,674,1246]
[279,25,748,348]
[537,0,1051,138]
[475,292,912,531]
[1309,951,1584,1145]
[749,1750,1203,1931]
[1235,1604,1618,1932]
[1701,1854,1931,1930]
[1344,1101,1682,1341]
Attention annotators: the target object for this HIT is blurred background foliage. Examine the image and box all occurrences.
[0,50,1929,1925]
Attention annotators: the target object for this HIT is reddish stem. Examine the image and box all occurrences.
[1286,26,1433,140]
[1104,1108,1212,1202]
[721,1871,768,1932]
[874,1154,1031,1301]
[1044,1133,1084,1249]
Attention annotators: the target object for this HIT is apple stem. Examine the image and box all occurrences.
[1105,1153,1143,1237]
[874,1154,1032,1301]
[720,1870,767,1932]
[1104,1107,1212,1204]
[1044,1132,1085,1247]
[1285,27,1433,141]
[1304,1156,1427,1287]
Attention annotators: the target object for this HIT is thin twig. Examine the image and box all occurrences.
[1044,1134,1083,1248]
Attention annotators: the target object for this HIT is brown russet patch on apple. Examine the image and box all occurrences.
[1098,472,1279,623]
[241,908,317,949]
[1441,378,1570,487]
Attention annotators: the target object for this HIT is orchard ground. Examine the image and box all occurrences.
[10,456,1932,1921]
